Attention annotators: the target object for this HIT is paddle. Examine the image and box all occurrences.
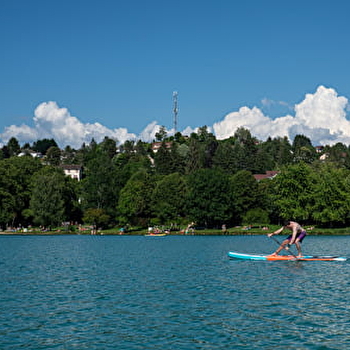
[269,235,298,259]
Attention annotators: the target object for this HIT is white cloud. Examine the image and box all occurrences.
[214,85,350,146]
[213,106,275,140]
[138,121,160,143]
[294,86,350,143]
[1,124,39,144]
[182,126,198,136]
[1,85,350,149]
[1,101,137,149]
[139,123,200,142]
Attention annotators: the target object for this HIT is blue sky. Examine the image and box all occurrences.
[1,0,350,148]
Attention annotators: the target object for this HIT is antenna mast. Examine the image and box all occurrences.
[173,91,178,135]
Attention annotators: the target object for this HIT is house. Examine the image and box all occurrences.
[61,165,82,181]
[253,171,279,181]
[151,142,173,153]
[18,150,43,158]
[315,146,324,153]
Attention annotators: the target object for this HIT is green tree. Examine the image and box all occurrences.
[30,167,66,227]
[7,137,20,157]
[100,136,117,159]
[151,173,188,224]
[81,153,118,218]
[323,142,350,168]
[255,178,276,222]
[243,208,270,225]
[202,137,218,169]
[117,170,154,226]
[114,151,152,195]
[177,143,189,161]
[83,208,110,232]
[261,136,293,167]
[0,160,19,228]
[120,140,135,154]
[134,140,149,156]
[154,141,173,175]
[62,176,82,224]
[153,141,184,175]
[292,134,317,163]
[186,137,201,173]
[230,127,262,172]
[292,134,313,151]
[230,170,259,224]
[186,168,232,227]
[0,190,15,229]
[2,146,10,159]
[46,146,61,166]
[32,138,58,155]
[168,142,185,173]
[310,164,350,226]
[270,162,314,222]
[11,156,43,225]
[0,156,42,228]
[188,126,219,169]
[174,132,187,143]
[213,139,238,174]
[155,126,167,142]
[61,145,77,164]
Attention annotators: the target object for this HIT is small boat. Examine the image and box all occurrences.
[144,233,167,237]
[228,251,347,262]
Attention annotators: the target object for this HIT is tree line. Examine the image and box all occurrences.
[2,126,350,231]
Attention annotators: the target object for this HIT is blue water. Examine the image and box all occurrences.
[0,235,350,350]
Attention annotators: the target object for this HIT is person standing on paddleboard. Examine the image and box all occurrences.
[268,220,307,258]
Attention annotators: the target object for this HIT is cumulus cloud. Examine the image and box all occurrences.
[1,85,350,148]
[213,106,280,140]
[138,121,161,143]
[293,86,350,144]
[1,124,39,144]
[1,101,137,149]
[214,85,350,146]
[182,125,198,136]
[0,101,201,148]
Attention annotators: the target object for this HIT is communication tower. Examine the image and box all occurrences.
[173,91,178,135]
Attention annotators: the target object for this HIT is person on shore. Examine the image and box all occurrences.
[268,220,307,257]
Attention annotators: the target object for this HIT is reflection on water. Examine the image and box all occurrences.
[0,235,349,349]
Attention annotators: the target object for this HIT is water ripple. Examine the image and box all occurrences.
[0,235,349,349]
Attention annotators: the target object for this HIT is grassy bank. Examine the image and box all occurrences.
[2,225,350,235]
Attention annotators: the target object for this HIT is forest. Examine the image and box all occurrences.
[2,126,350,232]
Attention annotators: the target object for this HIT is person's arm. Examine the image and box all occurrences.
[268,226,284,237]
[289,225,298,244]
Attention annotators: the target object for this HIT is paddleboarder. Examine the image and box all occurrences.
[268,220,307,257]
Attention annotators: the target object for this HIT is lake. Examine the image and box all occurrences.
[0,234,349,349]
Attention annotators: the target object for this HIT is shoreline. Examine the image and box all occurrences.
[1,231,350,236]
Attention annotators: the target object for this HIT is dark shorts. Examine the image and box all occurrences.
[287,230,307,243]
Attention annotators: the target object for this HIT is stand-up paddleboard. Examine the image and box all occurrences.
[228,251,347,261]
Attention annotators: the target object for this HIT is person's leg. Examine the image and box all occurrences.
[294,230,306,257]
[272,239,289,255]
[295,239,302,257]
